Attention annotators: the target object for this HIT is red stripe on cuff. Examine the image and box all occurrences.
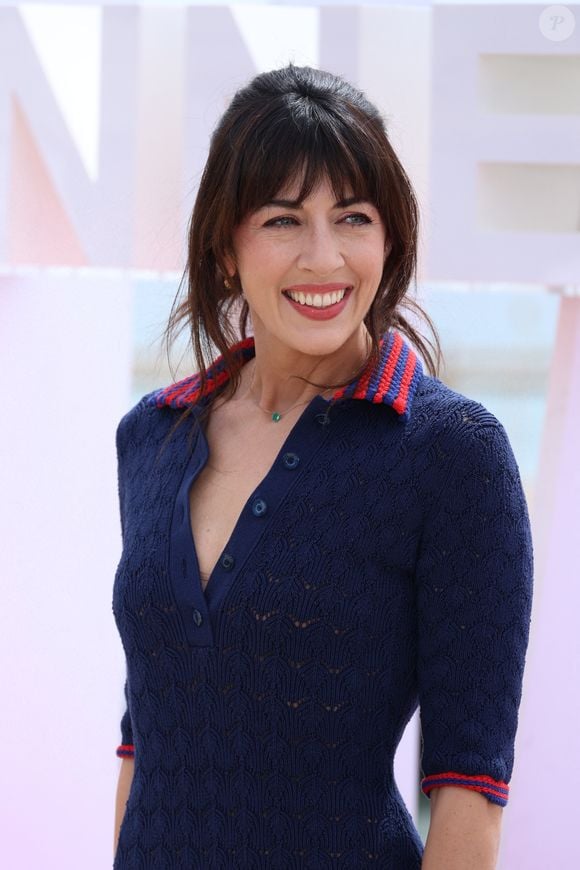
[116,744,135,758]
[421,771,509,807]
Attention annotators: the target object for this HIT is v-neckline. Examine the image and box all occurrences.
[168,393,336,647]
[186,408,295,600]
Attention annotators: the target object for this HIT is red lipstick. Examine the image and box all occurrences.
[282,284,353,321]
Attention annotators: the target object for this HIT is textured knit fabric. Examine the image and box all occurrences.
[112,329,533,869]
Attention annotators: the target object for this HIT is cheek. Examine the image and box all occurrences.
[241,243,289,279]
[351,243,386,276]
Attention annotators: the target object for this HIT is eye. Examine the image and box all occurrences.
[264,212,374,228]
[264,216,298,228]
[342,212,373,225]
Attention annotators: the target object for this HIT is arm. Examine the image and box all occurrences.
[113,687,135,857]
[113,417,136,859]
[415,417,533,869]
[422,787,502,869]
[114,757,134,857]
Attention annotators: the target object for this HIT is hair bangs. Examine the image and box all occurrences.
[234,102,377,221]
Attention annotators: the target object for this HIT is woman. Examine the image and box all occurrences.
[112,64,533,869]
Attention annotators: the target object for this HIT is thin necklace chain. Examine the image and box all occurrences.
[246,359,332,422]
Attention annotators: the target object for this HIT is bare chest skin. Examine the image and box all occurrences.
[188,395,307,593]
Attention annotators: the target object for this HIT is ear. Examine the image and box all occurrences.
[223,252,236,279]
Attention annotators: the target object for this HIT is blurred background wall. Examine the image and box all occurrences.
[0,2,578,867]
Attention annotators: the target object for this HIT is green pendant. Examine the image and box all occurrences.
[272,411,282,422]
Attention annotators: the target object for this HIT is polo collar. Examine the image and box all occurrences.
[148,329,423,422]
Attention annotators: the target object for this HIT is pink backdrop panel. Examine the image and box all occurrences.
[499,296,580,869]
[0,275,133,869]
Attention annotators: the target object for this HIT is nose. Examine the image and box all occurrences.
[295,221,346,275]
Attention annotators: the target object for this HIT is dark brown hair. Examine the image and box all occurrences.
[160,62,441,448]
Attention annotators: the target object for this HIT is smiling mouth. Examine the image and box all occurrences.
[282,286,352,308]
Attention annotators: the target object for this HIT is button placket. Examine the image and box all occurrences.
[169,394,334,647]
[168,419,214,646]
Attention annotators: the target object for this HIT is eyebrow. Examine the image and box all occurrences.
[260,196,373,209]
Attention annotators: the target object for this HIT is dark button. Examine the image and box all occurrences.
[315,412,330,426]
[252,497,267,517]
[192,608,203,627]
[221,552,235,570]
[283,452,300,469]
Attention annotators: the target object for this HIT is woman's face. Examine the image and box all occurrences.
[225,173,390,355]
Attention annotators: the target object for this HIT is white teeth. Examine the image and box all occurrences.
[286,287,348,308]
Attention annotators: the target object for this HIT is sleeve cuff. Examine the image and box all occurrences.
[421,772,509,807]
[116,744,135,759]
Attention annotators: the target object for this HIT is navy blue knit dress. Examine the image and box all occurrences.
[112,329,533,869]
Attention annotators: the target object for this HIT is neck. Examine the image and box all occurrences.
[241,327,372,415]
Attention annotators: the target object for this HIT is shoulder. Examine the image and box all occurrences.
[413,373,503,431]
[401,373,523,502]
[115,387,176,455]
[410,372,510,450]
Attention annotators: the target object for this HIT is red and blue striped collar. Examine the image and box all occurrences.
[148,330,423,422]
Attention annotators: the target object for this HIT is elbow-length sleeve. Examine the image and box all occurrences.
[116,676,135,759]
[415,419,533,807]
[114,416,135,761]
